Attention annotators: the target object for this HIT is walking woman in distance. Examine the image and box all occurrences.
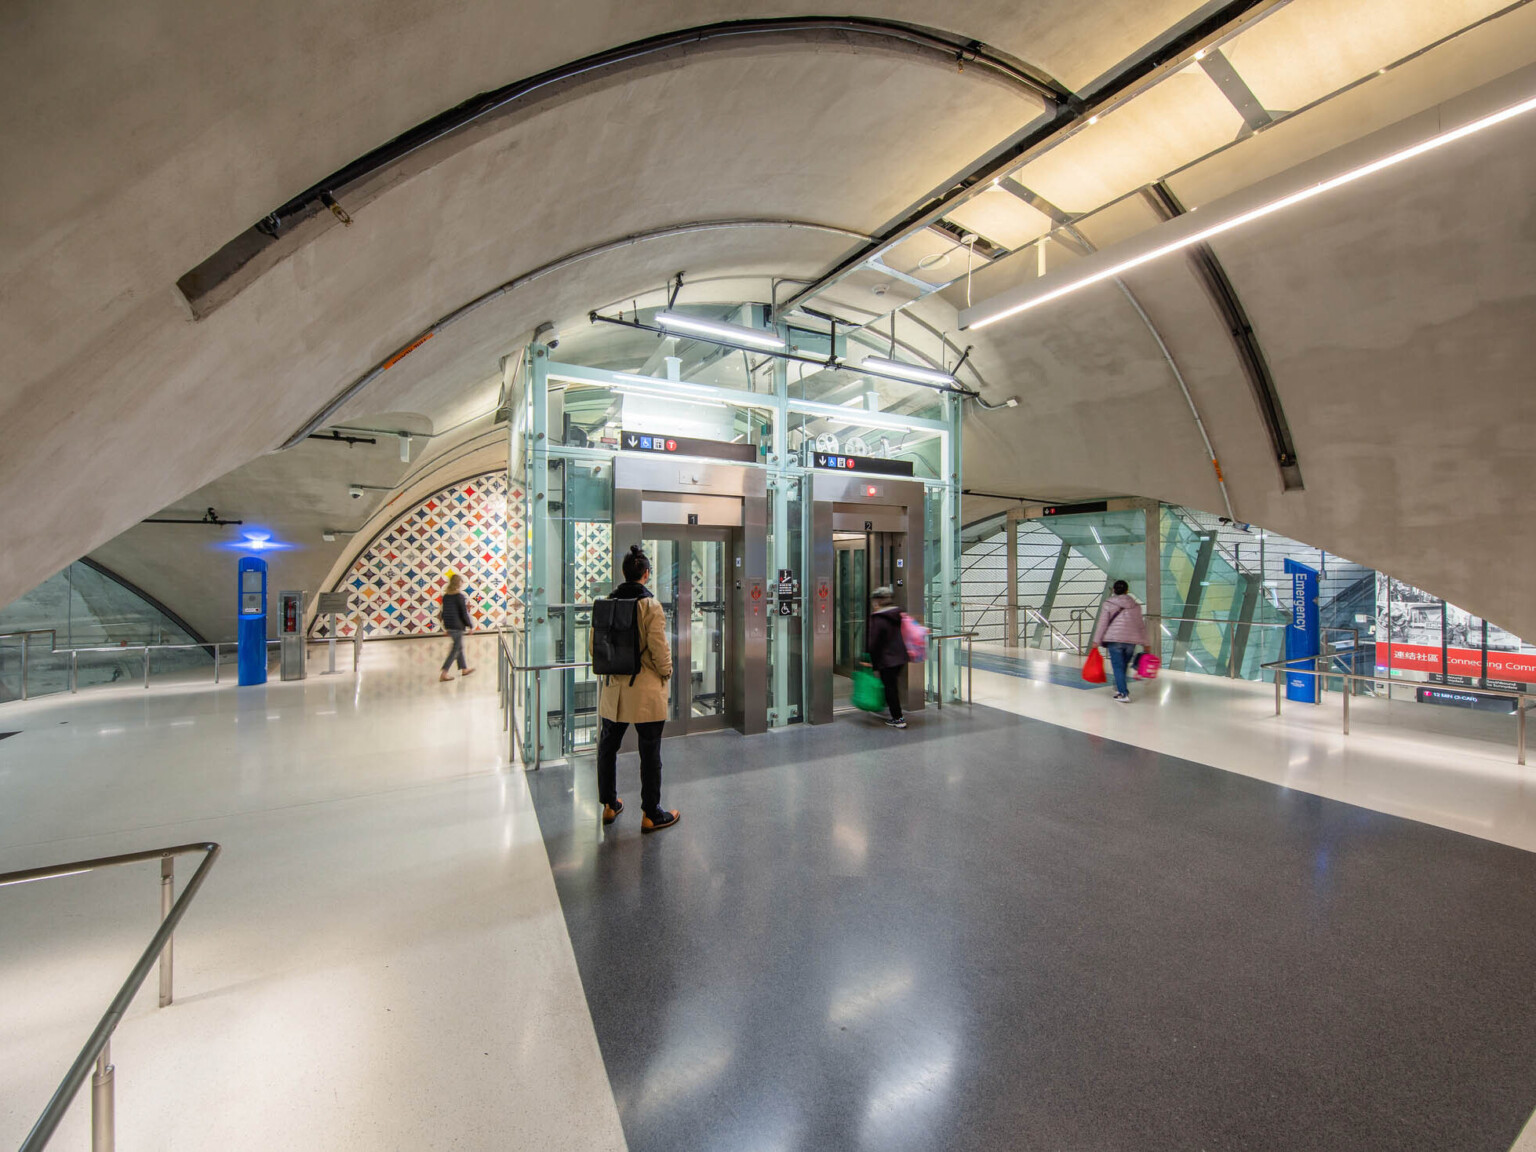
[438,573,474,682]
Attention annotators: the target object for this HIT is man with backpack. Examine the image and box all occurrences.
[590,544,680,833]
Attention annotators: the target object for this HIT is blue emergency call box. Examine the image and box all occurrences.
[237,556,268,686]
[1284,558,1320,703]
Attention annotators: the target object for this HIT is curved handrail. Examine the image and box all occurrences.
[4,841,221,1151]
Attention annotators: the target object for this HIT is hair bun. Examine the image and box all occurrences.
[628,544,645,556]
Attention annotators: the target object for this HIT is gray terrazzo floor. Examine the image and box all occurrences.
[528,704,1536,1152]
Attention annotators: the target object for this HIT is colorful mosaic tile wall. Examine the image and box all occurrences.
[311,472,526,639]
[573,521,613,603]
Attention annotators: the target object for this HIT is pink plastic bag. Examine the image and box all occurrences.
[900,613,928,662]
[1135,651,1161,679]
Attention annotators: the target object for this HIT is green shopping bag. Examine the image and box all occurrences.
[850,664,886,712]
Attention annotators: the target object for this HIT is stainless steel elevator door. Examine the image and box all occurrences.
[642,528,732,735]
[833,533,867,675]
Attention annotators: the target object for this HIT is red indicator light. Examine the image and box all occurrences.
[865,485,878,497]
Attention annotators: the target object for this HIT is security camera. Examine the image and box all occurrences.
[348,486,364,500]
[534,320,560,350]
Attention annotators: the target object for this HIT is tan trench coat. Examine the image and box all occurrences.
[596,595,672,723]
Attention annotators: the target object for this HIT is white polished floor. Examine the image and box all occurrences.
[0,637,626,1152]
[4,637,1536,1149]
[968,644,1536,852]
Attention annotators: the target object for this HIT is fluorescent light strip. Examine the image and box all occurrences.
[610,383,727,409]
[792,399,938,432]
[965,91,1536,330]
[612,372,721,397]
[857,356,956,386]
[655,310,785,351]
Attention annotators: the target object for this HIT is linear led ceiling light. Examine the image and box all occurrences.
[654,311,785,352]
[857,356,956,387]
[792,399,939,432]
[961,90,1536,331]
[612,372,722,397]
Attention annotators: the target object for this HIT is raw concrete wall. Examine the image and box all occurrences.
[4,0,1536,645]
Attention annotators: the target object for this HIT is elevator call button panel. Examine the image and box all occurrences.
[746,578,767,640]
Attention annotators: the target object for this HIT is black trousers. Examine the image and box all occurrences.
[879,666,903,720]
[597,717,666,816]
[441,629,467,671]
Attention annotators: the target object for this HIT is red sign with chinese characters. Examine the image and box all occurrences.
[1375,642,1536,683]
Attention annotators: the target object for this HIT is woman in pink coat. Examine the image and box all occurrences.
[1090,580,1149,702]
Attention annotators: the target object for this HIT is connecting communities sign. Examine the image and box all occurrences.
[1284,559,1320,704]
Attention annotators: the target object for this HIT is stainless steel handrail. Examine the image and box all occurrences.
[1069,608,1093,652]
[1261,655,1531,765]
[3,841,221,1152]
[1153,614,1288,679]
[1154,615,1286,627]
[497,632,587,771]
[1,635,366,700]
[0,630,58,701]
[1020,607,1080,654]
[927,631,977,708]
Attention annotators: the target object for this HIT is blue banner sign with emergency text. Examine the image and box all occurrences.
[1284,558,1320,703]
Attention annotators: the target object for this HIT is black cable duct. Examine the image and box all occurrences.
[180,18,1063,316]
[1145,181,1303,491]
[276,219,874,449]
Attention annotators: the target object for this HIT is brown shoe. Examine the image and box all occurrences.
[461,667,475,676]
[602,799,623,825]
[641,809,681,834]
[439,672,454,682]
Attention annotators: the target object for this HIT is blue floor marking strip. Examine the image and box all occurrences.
[962,649,1109,690]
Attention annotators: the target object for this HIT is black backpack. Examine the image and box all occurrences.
[591,597,642,683]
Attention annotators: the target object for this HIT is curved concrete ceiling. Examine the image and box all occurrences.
[5,0,1536,641]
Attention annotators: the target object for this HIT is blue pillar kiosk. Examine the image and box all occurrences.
[1284,558,1320,703]
[237,557,269,686]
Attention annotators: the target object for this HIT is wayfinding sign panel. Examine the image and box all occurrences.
[620,429,755,463]
[810,452,914,477]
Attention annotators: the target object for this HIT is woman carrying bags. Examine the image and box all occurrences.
[865,585,910,729]
[1090,579,1149,703]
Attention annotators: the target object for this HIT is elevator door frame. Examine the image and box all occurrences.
[613,455,768,737]
[809,472,927,724]
[638,527,734,736]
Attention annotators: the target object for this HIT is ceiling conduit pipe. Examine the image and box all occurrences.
[277,218,872,450]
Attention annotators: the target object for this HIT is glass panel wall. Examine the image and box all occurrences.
[0,561,208,701]
[513,300,962,753]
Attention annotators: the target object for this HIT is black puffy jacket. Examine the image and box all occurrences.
[441,592,471,631]
[866,606,908,671]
